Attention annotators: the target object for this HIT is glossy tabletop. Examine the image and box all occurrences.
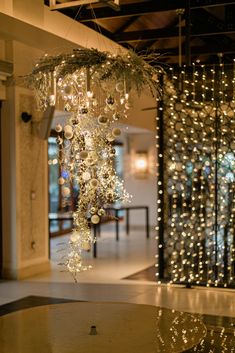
[0,302,206,353]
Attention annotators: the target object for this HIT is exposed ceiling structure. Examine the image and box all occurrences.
[45,0,235,65]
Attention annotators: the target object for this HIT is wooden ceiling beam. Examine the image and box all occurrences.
[114,15,140,34]
[191,8,235,60]
[80,20,114,38]
[147,46,235,57]
[114,26,235,43]
[78,0,235,22]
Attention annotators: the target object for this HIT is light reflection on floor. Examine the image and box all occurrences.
[0,224,235,352]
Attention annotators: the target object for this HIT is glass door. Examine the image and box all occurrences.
[48,136,78,236]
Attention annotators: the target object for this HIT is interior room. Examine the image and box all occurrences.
[0,1,235,352]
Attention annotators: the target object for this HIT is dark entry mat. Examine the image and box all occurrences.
[123,265,156,281]
[0,295,77,316]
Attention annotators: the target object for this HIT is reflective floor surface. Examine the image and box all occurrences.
[0,225,235,352]
[0,302,206,353]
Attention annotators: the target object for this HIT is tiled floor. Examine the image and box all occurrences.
[45,223,157,285]
[0,224,234,319]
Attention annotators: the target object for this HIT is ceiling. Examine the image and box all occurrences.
[44,0,235,65]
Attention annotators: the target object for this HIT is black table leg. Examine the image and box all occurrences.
[115,210,119,241]
[93,225,97,258]
[126,208,129,235]
[146,207,150,239]
[48,220,51,259]
[97,223,101,237]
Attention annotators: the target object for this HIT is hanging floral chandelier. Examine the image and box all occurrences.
[27,48,161,280]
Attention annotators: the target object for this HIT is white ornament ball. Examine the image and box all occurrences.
[70,232,80,243]
[82,171,91,181]
[80,150,88,159]
[64,124,73,132]
[64,130,73,139]
[107,134,115,142]
[91,214,100,224]
[125,102,132,109]
[112,128,121,137]
[62,186,70,197]
[85,137,93,147]
[93,99,98,107]
[55,123,62,133]
[82,241,91,251]
[58,177,65,185]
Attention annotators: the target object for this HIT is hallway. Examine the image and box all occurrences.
[0,223,234,319]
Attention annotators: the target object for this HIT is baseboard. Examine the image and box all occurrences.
[2,260,51,280]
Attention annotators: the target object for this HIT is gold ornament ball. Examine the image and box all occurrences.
[64,86,72,95]
[85,157,94,166]
[89,151,98,160]
[112,127,121,137]
[98,208,105,216]
[90,207,97,214]
[58,177,65,185]
[116,82,124,92]
[80,150,88,159]
[91,214,100,224]
[90,178,99,188]
[98,115,108,124]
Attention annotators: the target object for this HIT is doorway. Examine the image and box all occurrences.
[0,101,2,278]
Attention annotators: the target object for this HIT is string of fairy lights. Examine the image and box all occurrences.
[156,60,235,288]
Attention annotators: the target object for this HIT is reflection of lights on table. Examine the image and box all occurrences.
[0,302,206,353]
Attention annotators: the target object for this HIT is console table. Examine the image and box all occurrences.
[49,205,150,258]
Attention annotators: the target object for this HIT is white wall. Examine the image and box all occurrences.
[1,41,49,279]
[123,132,157,228]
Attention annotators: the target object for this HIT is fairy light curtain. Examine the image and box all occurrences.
[156,61,235,288]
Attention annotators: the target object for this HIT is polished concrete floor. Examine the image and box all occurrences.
[0,302,206,353]
[0,224,234,319]
[0,224,235,352]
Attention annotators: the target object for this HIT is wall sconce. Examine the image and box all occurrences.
[134,151,149,178]
[21,112,32,123]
